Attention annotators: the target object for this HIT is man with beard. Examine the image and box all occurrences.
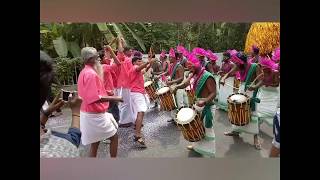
[77,47,123,157]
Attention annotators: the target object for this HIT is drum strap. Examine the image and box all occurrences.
[195,71,215,128]
[244,63,260,111]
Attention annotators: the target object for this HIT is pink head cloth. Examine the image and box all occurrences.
[160,50,166,58]
[260,56,275,69]
[192,47,207,56]
[169,48,175,58]
[272,48,280,62]
[206,50,218,62]
[231,54,244,65]
[272,63,279,71]
[187,53,201,68]
[229,49,238,56]
[177,45,189,57]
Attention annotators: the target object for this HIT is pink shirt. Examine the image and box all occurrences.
[116,52,133,88]
[102,64,118,93]
[130,65,145,94]
[78,65,108,113]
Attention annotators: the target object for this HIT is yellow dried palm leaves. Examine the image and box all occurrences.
[245,22,280,56]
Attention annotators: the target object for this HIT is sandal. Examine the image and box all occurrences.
[187,145,193,150]
[119,123,133,128]
[224,131,240,137]
[254,139,262,150]
[134,136,146,147]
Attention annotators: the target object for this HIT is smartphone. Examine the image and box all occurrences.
[61,89,71,101]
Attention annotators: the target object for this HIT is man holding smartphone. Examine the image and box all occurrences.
[40,51,82,158]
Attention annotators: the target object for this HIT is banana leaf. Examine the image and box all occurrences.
[68,41,81,58]
[53,36,68,58]
[111,23,128,46]
[122,23,146,52]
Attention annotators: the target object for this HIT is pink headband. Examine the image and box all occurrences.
[169,48,175,58]
[229,49,238,56]
[260,56,275,69]
[192,47,207,56]
[231,54,244,65]
[206,50,218,62]
[160,50,166,58]
[187,53,201,68]
[177,45,189,57]
[272,48,280,62]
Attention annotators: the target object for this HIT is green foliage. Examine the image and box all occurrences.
[41,22,251,85]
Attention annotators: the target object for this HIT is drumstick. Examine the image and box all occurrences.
[245,73,264,93]
[223,83,240,90]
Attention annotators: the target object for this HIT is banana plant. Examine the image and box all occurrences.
[122,23,146,52]
[53,36,68,58]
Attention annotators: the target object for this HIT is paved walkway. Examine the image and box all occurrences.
[46,104,273,158]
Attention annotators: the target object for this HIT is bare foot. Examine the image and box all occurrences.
[187,145,193,150]
[224,131,240,136]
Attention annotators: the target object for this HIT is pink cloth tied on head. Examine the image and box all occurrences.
[231,54,244,65]
[160,50,166,58]
[187,53,201,68]
[272,63,279,71]
[272,48,280,62]
[260,56,275,69]
[229,49,238,56]
[192,47,207,56]
[177,45,189,57]
[206,50,218,62]
[169,48,175,58]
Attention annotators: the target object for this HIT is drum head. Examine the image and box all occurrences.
[229,94,247,103]
[144,81,153,87]
[176,108,196,124]
[156,87,170,95]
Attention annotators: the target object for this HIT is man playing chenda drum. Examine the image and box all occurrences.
[220,52,264,150]
[171,53,217,157]
[163,48,189,122]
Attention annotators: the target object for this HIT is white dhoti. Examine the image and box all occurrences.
[170,89,189,118]
[256,86,280,127]
[80,112,118,145]
[217,77,235,111]
[213,75,220,100]
[192,105,216,157]
[231,84,259,134]
[130,92,148,119]
[116,88,135,124]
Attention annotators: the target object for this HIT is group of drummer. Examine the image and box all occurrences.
[142,45,280,157]
[78,36,280,157]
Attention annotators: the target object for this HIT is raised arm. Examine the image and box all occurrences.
[105,45,120,65]
[220,63,238,84]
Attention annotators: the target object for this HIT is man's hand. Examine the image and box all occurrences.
[196,99,206,107]
[68,91,82,115]
[166,80,173,86]
[219,77,226,86]
[104,45,113,52]
[170,85,177,94]
[248,85,256,91]
[47,91,65,114]
[154,75,160,81]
